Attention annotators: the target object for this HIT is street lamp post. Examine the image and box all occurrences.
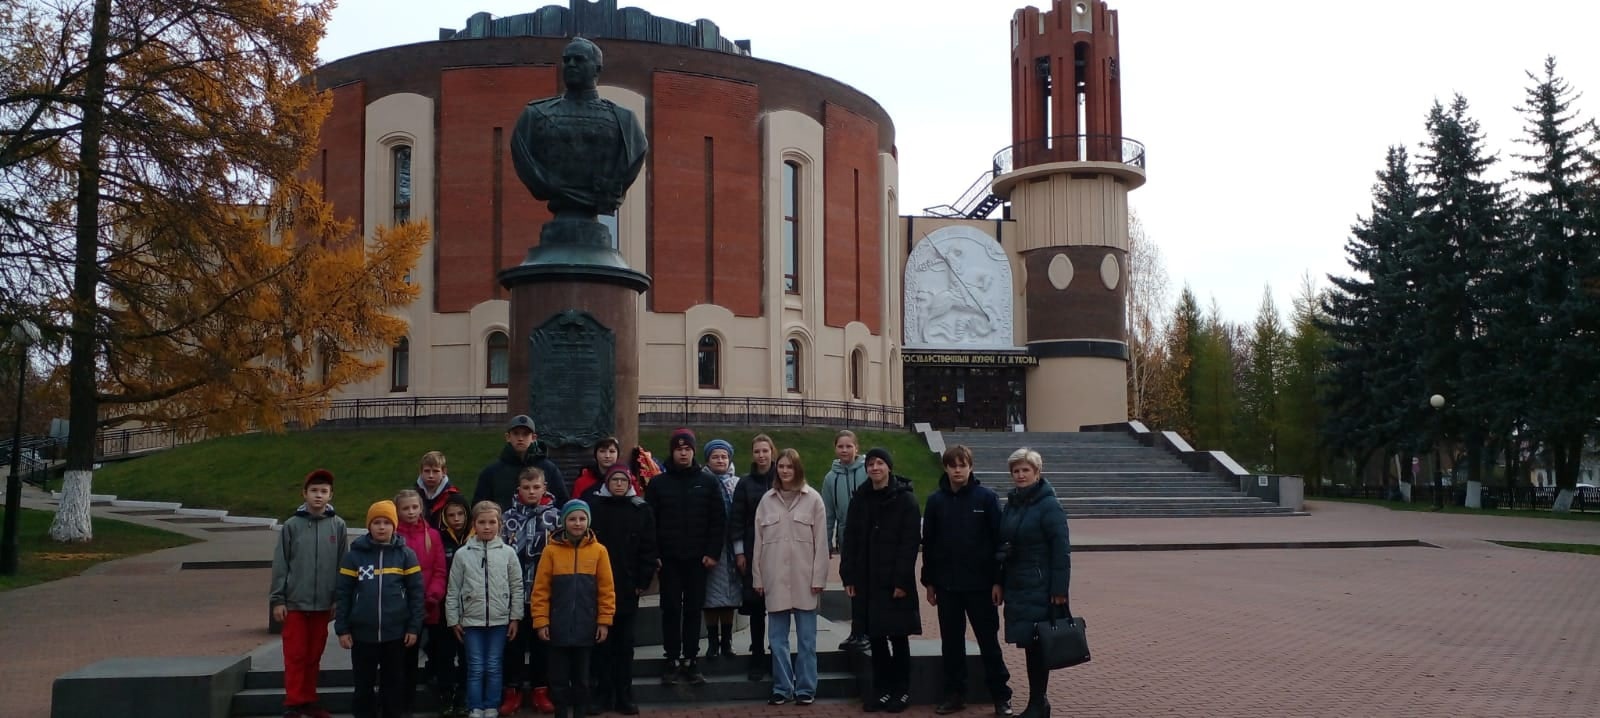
[2,319,41,576]
[1430,393,1446,511]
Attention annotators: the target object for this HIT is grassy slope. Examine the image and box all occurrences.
[91,426,941,520]
[0,508,197,592]
[1490,541,1600,556]
[1310,496,1600,522]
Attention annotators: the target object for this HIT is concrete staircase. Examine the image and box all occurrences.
[944,431,1298,518]
[229,591,994,715]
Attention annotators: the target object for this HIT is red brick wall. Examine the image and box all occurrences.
[311,81,365,245]
[436,66,559,314]
[823,102,881,332]
[648,71,762,316]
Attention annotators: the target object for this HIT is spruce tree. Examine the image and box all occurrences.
[1321,146,1424,487]
[1505,58,1600,505]
[1413,95,1510,488]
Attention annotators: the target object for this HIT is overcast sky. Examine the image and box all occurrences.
[321,0,1600,324]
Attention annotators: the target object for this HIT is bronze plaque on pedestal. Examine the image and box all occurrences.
[528,309,616,448]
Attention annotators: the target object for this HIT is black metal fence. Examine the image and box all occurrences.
[1321,482,1593,512]
[89,394,905,461]
[638,395,904,430]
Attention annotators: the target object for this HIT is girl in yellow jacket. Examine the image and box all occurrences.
[531,500,616,717]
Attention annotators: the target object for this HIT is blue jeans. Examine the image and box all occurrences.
[768,609,818,699]
[464,626,507,711]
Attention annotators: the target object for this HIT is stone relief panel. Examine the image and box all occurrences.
[904,225,1015,350]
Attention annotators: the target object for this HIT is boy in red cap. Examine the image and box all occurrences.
[269,469,348,718]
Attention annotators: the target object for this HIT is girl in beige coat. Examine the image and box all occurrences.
[753,448,830,705]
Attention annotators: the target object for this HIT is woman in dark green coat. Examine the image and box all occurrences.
[998,448,1071,718]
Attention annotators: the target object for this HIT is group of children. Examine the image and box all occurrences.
[267,418,1024,718]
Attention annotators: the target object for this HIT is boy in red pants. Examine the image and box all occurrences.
[269,469,349,718]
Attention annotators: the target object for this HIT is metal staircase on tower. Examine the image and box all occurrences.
[923,169,1005,219]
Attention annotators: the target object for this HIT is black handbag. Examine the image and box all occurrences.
[1031,603,1090,669]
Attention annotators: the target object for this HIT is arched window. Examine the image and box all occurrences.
[782,160,801,294]
[696,335,720,389]
[390,337,410,392]
[850,347,865,400]
[392,144,412,225]
[486,331,509,388]
[784,338,802,394]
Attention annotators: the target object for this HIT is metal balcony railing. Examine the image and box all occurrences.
[992,134,1147,175]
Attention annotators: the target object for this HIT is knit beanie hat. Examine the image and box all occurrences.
[366,500,398,528]
[669,427,697,452]
[303,468,335,489]
[605,463,635,481]
[561,499,591,522]
[865,447,894,471]
[703,438,734,462]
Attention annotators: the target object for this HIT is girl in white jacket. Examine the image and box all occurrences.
[447,501,524,718]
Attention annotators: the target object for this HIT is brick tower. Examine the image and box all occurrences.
[993,0,1145,431]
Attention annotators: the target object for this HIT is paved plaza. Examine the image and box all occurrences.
[3,494,1597,717]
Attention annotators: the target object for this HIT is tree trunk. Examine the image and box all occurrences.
[50,0,112,543]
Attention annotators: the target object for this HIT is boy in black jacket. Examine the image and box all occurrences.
[921,445,1013,716]
[474,414,570,510]
[335,500,425,718]
[644,427,726,686]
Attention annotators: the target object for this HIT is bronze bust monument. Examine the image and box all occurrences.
[511,37,647,221]
[503,36,650,289]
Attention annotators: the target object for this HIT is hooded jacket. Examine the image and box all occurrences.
[438,494,472,570]
[920,472,1004,592]
[416,475,462,530]
[530,528,616,647]
[588,488,659,615]
[474,442,569,511]
[644,459,726,561]
[445,534,524,628]
[269,503,349,611]
[839,475,922,638]
[395,518,447,624]
[998,479,1072,645]
[822,456,867,552]
[334,534,425,643]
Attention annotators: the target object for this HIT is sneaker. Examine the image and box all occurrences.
[887,693,911,713]
[746,653,766,681]
[994,699,1015,716]
[661,658,680,685]
[684,659,707,686]
[769,694,790,706]
[282,708,307,718]
[467,710,484,718]
[863,693,892,713]
[935,696,966,714]
[840,635,869,652]
[797,695,816,706]
[301,706,334,718]
[484,710,499,718]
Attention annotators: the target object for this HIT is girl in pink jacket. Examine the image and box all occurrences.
[394,489,447,711]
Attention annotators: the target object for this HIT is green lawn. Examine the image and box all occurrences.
[90,426,941,520]
[1490,541,1600,556]
[0,507,197,592]
[1310,496,1600,522]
